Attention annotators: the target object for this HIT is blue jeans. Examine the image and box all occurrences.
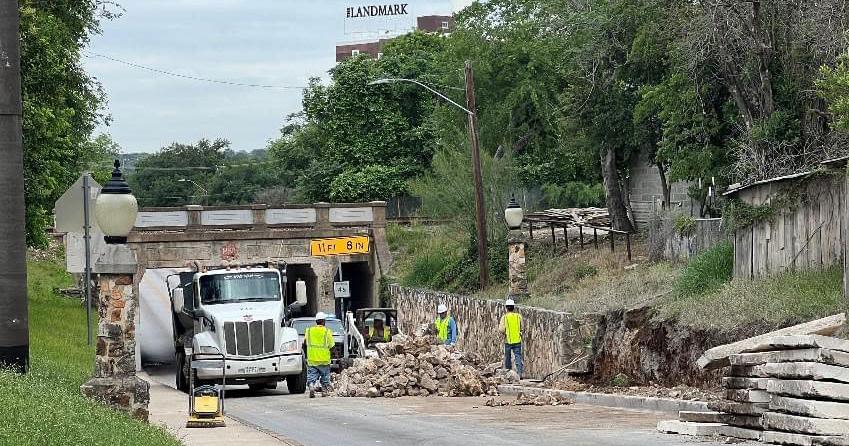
[504,343,524,376]
[307,365,331,387]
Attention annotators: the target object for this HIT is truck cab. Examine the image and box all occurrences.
[169,264,307,394]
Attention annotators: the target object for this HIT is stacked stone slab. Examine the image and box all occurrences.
[757,335,849,445]
[659,335,849,444]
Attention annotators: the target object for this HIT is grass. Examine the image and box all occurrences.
[673,241,734,298]
[658,264,845,329]
[0,259,178,446]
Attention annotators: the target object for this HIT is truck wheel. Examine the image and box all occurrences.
[286,359,307,394]
[176,352,189,394]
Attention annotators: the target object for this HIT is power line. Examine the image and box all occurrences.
[85,52,308,90]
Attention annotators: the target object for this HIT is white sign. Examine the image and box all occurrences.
[334,281,351,299]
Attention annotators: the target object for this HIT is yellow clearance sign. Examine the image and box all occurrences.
[310,236,370,257]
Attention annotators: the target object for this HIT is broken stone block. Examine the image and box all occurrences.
[720,414,764,429]
[679,411,724,423]
[730,365,771,378]
[656,420,727,436]
[771,395,849,420]
[726,389,772,403]
[759,335,849,354]
[768,380,849,402]
[763,412,849,436]
[716,424,763,441]
[765,362,849,384]
[709,400,770,415]
[730,349,849,368]
[724,377,771,390]
[697,314,846,370]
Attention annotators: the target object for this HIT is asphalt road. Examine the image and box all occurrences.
[145,367,743,446]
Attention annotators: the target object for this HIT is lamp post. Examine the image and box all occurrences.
[95,160,138,244]
[369,60,489,289]
[82,159,149,421]
[178,178,208,205]
[505,196,528,301]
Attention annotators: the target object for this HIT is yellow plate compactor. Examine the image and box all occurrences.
[186,355,226,428]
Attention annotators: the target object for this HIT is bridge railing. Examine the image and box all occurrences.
[132,201,387,232]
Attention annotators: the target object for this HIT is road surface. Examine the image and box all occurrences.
[146,367,744,446]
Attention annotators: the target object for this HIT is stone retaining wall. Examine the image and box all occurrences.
[388,285,598,379]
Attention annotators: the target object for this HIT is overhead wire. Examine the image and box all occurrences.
[85,52,308,90]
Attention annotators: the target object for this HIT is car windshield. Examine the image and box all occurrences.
[291,319,343,335]
[199,272,281,304]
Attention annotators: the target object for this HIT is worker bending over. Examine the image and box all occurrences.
[305,311,334,398]
[434,304,457,346]
[499,298,524,377]
[368,314,391,343]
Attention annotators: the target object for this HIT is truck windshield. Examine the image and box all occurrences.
[199,272,281,304]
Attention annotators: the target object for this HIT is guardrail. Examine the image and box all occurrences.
[528,222,633,261]
[132,201,387,232]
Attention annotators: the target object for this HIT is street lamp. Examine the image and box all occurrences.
[504,196,523,230]
[369,61,489,289]
[177,178,208,205]
[95,160,138,244]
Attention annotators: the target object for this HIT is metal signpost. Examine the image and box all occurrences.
[82,174,93,345]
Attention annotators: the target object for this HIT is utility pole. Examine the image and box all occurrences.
[465,60,488,289]
[0,0,28,373]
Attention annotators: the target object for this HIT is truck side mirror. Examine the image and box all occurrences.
[172,288,185,314]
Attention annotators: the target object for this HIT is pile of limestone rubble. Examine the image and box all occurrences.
[334,333,520,398]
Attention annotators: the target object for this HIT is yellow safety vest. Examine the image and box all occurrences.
[434,316,450,343]
[305,325,333,366]
[368,326,390,342]
[504,312,522,345]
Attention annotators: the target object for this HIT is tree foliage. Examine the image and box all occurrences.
[20,0,117,246]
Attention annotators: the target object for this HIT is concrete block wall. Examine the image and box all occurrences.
[388,285,599,379]
[628,149,692,226]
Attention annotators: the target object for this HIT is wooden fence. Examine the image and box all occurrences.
[728,172,846,279]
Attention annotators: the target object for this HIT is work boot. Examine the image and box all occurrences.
[308,383,315,399]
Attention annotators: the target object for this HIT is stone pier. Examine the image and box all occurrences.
[81,245,149,421]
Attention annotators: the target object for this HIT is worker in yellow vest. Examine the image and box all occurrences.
[499,298,523,377]
[367,314,391,343]
[434,304,457,345]
[305,312,334,398]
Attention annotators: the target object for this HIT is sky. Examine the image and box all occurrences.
[83,0,472,154]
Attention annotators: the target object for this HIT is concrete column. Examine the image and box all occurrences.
[80,244,149,422]
[186,205,203,232]
[251,203,268,231]
[507,229,529,301]
[370,201,387,228]
[315,202,330,229]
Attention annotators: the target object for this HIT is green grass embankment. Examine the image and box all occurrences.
[0,259,178,446]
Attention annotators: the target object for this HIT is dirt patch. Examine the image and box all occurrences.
[590,305,780,387]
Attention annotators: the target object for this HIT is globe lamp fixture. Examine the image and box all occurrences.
[504,196,523,230]
[95,160,138,244]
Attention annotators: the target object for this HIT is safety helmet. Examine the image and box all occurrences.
[437,304,447,313]
[315,311,328,321]
[372,313,385,321]
[505,299,515,306]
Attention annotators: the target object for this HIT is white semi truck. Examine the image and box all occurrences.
[168,262,308,393]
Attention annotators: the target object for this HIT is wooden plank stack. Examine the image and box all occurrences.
[659,335,849,445]
[523,207,610,228]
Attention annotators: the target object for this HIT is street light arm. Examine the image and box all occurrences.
[369,78,474,115]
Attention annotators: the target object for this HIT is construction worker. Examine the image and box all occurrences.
[499,298,523,377]
[305,311,334,398]
[434,304,457,346]
[368,314,391,343]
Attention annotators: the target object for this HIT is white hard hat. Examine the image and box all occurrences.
[372,313,385,321]
[437,304,447,313]
[315,311,328,320]
[505,299,515,306]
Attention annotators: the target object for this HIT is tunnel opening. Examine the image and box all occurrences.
[334,261,373,317]
[285,264,318,317]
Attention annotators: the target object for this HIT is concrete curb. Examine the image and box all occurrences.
[497,385,710,414]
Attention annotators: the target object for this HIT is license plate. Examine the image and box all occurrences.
[239,367,261,374]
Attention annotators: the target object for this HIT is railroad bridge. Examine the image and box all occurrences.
[105,201,391,365]
[128,201,391,314]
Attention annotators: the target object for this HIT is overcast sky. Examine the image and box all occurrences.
[83,0,472,154]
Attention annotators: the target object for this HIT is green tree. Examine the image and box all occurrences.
[20,0,116,246]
